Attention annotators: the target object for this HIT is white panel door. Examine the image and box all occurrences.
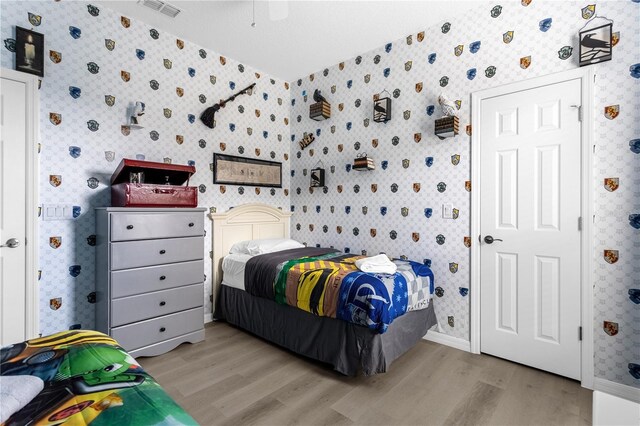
[0,75,28,345]
[480,78,582,380]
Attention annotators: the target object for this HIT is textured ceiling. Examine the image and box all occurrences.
[96,0,476,81]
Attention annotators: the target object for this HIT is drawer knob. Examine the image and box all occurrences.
[188,222,195,227]
[159,249,166,255]
[159,275,166,281]
[126,225,134,230]
[159,301,166,306]
[159,327,166,332]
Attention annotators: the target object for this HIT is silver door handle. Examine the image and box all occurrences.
[0,238,20,248]
[483,235,503,244]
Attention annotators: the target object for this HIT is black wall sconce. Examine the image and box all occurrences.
[373,89,391,123]
[310,161,325,188]
[579,16,613,66]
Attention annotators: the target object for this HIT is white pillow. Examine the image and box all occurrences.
[248,238,304,255]
[229,238,304,255]
[229,240,252,254]
[258,239,305,254]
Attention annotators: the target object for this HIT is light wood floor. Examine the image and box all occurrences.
[140,323,592,426]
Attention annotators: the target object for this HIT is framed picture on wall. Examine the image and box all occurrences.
[310,167,325,188]
[15,26,44,77]
[579,22,612,66]
[213,153,282,188]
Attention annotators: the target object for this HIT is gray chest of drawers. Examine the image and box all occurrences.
[95,207,206,357]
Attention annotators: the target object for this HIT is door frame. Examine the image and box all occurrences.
[470,67,594,388]
[1,68,40,339]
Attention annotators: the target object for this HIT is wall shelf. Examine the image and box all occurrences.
[309,100,331,121]
[353,155,375,171]
[435,116,459,139]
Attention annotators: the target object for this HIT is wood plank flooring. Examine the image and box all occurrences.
[139,323,592,426]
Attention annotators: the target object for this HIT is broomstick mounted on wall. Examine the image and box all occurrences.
[200,82,256,128]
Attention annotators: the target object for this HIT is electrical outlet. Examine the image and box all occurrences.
[442,203,453,219]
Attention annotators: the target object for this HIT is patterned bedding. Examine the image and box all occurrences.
[244,247,434,333]
[0,330,196,426]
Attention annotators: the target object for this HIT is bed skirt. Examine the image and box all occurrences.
[215,284,437,376]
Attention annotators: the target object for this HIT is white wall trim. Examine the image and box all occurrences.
[579,68,595,390]
[470,67,595,389]
[423,330,471,352]
[204,312,213,323]
[1,68,40,340]
[593,378,640,404]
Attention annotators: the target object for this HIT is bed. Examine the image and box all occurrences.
[210,203,437,376]
[0,330,196,425]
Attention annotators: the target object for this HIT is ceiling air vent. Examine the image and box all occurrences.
[139,0,181,18]
[160,3,181,18]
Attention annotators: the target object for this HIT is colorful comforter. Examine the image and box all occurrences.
[0,330,196,426]
[244,247,434,333]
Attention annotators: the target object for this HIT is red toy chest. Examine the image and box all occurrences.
[110,159,198,207]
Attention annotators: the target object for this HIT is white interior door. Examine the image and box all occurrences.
[1,69,38,345]
[479,78,582,380]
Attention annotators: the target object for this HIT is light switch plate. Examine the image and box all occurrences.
[42,204,75,220]
[442,203,453,219]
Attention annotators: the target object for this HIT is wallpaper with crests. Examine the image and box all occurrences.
[1,1,291,335]
[1,0,638,387]
[288,0,639,386]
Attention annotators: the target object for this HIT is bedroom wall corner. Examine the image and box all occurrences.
[0,0,291,335]
[288,0,639,388]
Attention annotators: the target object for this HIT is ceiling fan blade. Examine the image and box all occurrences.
[268,1,288,21]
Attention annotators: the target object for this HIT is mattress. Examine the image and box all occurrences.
[221,253,252,290]
[222,251,435,309]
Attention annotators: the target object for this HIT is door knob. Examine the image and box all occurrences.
[484,235,503,244]
[0,238,20,248]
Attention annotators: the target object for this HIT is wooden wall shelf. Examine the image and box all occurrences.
[310,101,331,121]
[435,116,459,139]
[353,156,375,171]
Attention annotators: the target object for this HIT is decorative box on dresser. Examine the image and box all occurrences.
[95,207,206,357]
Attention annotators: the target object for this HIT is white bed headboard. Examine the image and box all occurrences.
[208,203,292,311]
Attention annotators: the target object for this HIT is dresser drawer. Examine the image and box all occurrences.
[110,212,204,242]
[112,307,203,352]
[111,237,203,270]
[111,283,202,327]
[111,260,204,298]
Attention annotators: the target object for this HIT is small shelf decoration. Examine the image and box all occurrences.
[434,93,459,139]
[373,89,392,123]
[200,83,256,129]
[435,116,459,139]
[310,161,325,188]
[578,15,613,66]
[126,101,145,129]
[298,132,315,150]
[353,153,375,171]
[309,89,331,121]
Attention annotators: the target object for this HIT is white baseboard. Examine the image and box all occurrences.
[593,390,640,426]
[204,313,213,323]
[593,378,640,403]
[423,329,471,352]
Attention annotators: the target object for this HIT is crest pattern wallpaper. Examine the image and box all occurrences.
[288,1,639,387]
[1,1,291,334]
[1,0,638,388]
